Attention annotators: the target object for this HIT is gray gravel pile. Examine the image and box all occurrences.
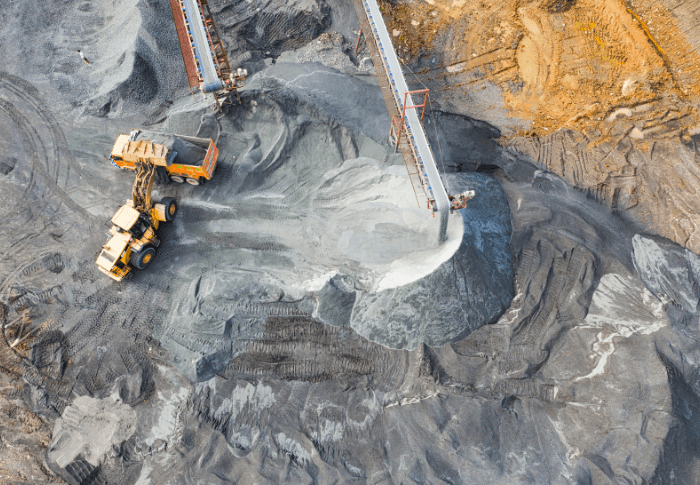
[1,0,700,484]
[210,0,331,67]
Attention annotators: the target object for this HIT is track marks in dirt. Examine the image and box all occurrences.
[0,74,107,359]
[625,0,700,96]
[509,130,700,253]
[226,317,408,390]
[498,232,597,385]
[0,304,72,416]
[0,73,93,216]
[384,0,700,136]
[202,232,289,253]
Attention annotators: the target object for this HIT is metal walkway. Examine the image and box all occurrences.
[169,0,243,95]
[352,0,455,244]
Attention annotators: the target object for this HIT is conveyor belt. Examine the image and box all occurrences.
[169,0,199,89]
[355,0,451,243]
[182,0,222,93]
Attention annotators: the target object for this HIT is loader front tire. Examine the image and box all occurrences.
[131,245,156,270]
[160,197,178,222]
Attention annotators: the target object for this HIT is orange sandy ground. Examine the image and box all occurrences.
[380,0,700,138]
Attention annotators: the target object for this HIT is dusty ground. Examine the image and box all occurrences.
[0,0,700,484]
[379,0,700,259]
[0,374,60,484]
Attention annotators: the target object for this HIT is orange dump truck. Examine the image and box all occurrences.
[110,129,218,185]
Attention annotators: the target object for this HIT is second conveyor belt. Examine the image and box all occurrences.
[181,0,223,93]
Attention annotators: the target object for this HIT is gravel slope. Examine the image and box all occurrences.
[0,0,700,484]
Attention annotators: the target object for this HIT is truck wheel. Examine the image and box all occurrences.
[170,175,185,184]
[186,177,201,186]
[160,197,178,222]
[131,245,156,270]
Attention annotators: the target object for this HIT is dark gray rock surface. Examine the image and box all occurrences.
[210,0,331,67]
[1,0,700,484]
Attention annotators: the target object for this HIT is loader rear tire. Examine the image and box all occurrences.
[131,245,156,270]
[160,197,178,222]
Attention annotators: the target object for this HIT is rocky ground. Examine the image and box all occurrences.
[384,0,700,256]
[0,0,699,484]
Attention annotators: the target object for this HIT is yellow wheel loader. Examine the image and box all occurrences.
[96,142,179,282]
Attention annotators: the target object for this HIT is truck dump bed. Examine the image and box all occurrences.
[111,130,218,182]
[134,131,209,167]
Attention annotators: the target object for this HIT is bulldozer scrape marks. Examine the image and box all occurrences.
[380,0,700,137]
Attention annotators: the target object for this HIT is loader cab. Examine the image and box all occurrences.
[129,214,152,240]
[112,205,143,234]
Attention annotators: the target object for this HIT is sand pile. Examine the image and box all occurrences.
[2,0,700,483]
[148,69,513,379]
[383,0,700,260]
[380,0,700,137]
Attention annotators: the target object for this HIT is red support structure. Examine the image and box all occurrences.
[391,89,429,150]
[169,0,199,89]
[169,0,244,98]
[354,25,366,54]
[403,89,429,122]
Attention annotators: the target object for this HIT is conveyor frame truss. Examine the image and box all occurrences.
[170,0,245,101]
[389,89,429,206]
[351,0,466,243]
